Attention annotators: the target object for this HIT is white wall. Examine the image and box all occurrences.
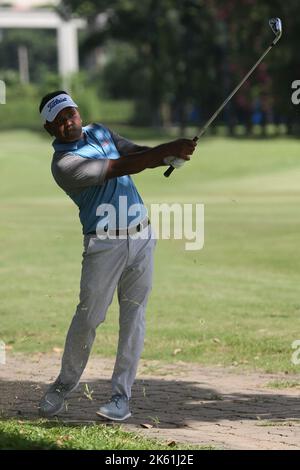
[0,1,59,9]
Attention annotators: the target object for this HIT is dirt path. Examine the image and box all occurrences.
[1,353,300,450]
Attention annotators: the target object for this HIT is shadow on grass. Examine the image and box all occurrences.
[0,419,63,450]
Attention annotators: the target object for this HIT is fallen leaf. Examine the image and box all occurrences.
[53,347,63,353]
[140,423,153,429]
[173,348,182,356]
[213,338,221,344]
[167,440,176,447]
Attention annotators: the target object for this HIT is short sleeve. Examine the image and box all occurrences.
[108,129,150,155]
[51,153,109,193]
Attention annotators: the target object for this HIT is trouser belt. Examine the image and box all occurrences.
[86,217,150,237]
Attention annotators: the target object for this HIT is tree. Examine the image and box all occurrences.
[62,0,300,133]
[0,28,57,84]
[62,0,220,129]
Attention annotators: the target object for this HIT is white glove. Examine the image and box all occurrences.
[163,156,186,169]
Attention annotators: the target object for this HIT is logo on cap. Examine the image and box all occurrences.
[48,97,68,111]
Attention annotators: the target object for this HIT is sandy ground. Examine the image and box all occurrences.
[1,353,300,450]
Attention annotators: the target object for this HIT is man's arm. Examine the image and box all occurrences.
[105,139,196,180]
[51,138,196,193]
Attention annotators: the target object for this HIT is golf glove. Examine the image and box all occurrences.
[163,156,186,169]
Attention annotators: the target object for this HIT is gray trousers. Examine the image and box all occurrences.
[58,226,156,398]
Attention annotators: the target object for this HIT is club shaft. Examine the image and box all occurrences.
[164,42,274,178]
[196,44,273,138]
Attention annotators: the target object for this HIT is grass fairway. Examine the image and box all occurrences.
[0,419,211,450]
[1,131,300,373]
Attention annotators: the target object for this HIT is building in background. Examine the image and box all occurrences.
[0,0,85,84]
[0,1,59,9]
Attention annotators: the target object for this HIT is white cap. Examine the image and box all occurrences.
[41,93,78,122]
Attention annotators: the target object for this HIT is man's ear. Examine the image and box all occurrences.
[44,122,54,136]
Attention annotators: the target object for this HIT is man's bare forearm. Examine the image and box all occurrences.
[105,144,169,180]
[105,138,196,180]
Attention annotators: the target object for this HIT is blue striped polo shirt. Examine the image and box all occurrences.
[51,123,147,234]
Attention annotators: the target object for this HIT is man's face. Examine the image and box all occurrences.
[44,107,83,142]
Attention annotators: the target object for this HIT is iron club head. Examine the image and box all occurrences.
[269,18,282,45]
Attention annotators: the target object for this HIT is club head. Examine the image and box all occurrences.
[269,18,282,45]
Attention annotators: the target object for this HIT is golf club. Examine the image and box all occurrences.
[164,17,283,178]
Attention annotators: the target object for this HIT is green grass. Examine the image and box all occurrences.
[265,380,300,389]
[0,419,211,450]
[1,131,300,373]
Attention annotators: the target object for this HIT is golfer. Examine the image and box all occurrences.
[38,91,196,421]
